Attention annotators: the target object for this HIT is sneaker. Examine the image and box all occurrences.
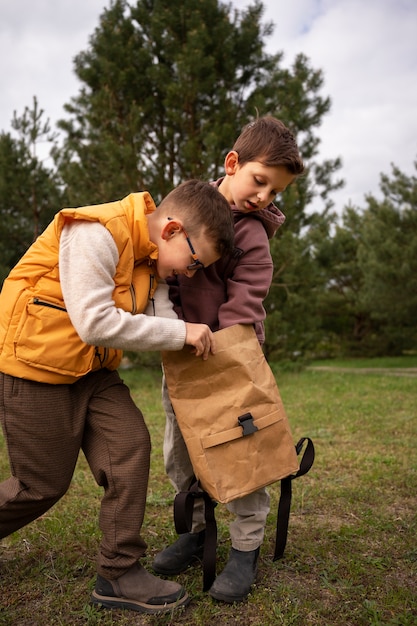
[209,547,260,603]
[91,563,190,614]
[152,530,206,575]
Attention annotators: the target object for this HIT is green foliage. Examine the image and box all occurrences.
[0,97,62,280]
[357,164,417,353]
[312,161,417,357]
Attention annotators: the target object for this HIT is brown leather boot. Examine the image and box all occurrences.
[91,562,189,614]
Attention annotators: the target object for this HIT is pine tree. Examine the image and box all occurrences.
[54,0,343,357]
[56,0,341,210]
[357,161,417,353]
[0,98,62,280]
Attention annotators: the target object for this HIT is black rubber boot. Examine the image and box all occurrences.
[152,530,206,575]
[209,547,260,603]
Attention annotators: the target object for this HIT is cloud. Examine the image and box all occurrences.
[254,0,417,208]
[0,0,106,127]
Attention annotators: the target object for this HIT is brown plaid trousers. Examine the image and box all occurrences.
[0,368,151,579]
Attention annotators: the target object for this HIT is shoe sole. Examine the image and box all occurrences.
[209,588,248,604]
[91,589,190,614]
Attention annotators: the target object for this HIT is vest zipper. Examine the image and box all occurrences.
[149,274,155,315]
[33,297,67,312]
[130,284,137,314]
[95,346,108,367]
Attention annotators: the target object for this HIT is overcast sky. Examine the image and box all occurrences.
[1,0,416,212]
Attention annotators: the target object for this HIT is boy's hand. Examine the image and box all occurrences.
[184,323,216,360]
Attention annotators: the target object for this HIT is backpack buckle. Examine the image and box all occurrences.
[238,412,258,436]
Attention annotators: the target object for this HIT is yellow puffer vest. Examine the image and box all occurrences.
[0,192,158,384]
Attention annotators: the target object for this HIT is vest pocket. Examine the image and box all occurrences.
[14,297,96,378]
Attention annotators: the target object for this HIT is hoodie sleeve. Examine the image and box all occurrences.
[217,217,273,343]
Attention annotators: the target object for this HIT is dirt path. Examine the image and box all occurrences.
[307,366,417,377]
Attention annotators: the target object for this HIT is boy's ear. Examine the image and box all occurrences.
[161,219,182,241]
[224,150,239,175]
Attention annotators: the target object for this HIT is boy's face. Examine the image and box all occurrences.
[156,220,220,280]
[222,152,295,213]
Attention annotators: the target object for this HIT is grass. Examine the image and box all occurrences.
[1,359,416,625]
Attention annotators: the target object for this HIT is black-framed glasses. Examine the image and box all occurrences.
[182,229,205,271]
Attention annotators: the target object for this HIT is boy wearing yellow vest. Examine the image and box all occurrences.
[0,180,234,615]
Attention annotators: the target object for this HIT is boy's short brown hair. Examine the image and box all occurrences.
[158,179,235,257]
[233,116,304,176]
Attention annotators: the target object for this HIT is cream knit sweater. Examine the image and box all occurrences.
[59,220,185,354]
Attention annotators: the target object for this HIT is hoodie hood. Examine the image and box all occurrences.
[213,177,285,239]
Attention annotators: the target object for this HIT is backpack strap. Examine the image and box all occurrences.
[174,480,218,591]
[273,437,315,560]
[222,246,244,279]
